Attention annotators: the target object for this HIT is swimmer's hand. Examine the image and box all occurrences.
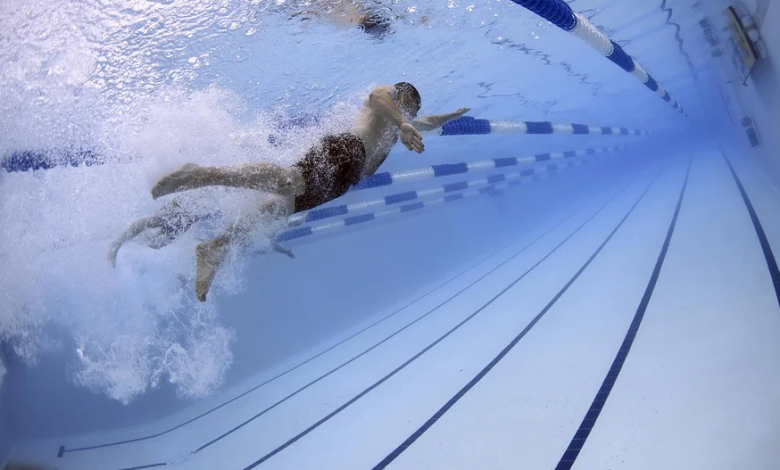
[400,122,424,153]
[449,107,471,121]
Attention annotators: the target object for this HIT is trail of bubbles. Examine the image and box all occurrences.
[0,81,364,403]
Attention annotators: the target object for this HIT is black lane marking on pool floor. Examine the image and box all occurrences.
[370,162,668,470]
[59,204,554,456]
[115,464,167,470]
[237,169,663,470]
[554,155,691,470]
[721,150,780,310]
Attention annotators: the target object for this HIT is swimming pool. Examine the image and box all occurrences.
[1,0,779,468]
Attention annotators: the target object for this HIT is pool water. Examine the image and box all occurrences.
[1,0,779,469]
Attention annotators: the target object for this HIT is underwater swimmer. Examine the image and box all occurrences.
[151,82,469,302]
[108,199,296,267]
[291,1,428,39]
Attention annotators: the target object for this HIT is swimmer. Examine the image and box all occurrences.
[151,82,469,301]
[292,1,427,39]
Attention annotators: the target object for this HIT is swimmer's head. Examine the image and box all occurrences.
[394,82,421,118]
[358,13,392,39]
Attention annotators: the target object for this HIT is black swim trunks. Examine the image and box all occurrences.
[293,133,366,213]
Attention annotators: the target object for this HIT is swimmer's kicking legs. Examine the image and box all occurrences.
[152,82,469,301]
[108,199,204,267]
[108,198,292,268]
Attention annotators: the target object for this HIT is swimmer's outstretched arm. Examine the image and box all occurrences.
[107,216,164,268]
[412,107,471,132]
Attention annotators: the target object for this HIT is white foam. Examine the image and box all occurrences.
[0,80,354,403]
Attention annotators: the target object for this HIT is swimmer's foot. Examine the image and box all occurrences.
[195,239,227,302]
[152,163,204,199]
[271,240,295,259]
[107,242,120,268]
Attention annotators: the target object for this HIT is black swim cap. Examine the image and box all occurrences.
[394,82,421,110]
[358,13,392,38]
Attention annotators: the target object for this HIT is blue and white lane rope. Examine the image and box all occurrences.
[424,117,653,137]
[351,143,636,191]
[507,0,687,116]
[2,119,650,173]
[0,149,104,173]
[278,152,610,242]
[289,145,634,225]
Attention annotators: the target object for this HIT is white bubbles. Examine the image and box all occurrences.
[0,0,487,407]
[71,285,235,404]
[0,56,371,403]
[0,83,305,403]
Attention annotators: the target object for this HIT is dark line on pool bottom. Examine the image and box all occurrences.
[370,163,665,470]
[237,171,657,470]
[721,150,780,309]
[62,214,539,455]
[115,464,167,470]
[554,155,691,470]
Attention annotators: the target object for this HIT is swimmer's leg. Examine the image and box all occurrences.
[195,233,231,302]
[152,163,304,199]
[195,198,294,302]
[108,216,164,267]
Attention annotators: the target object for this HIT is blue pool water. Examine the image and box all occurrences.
[2,0,779,469]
